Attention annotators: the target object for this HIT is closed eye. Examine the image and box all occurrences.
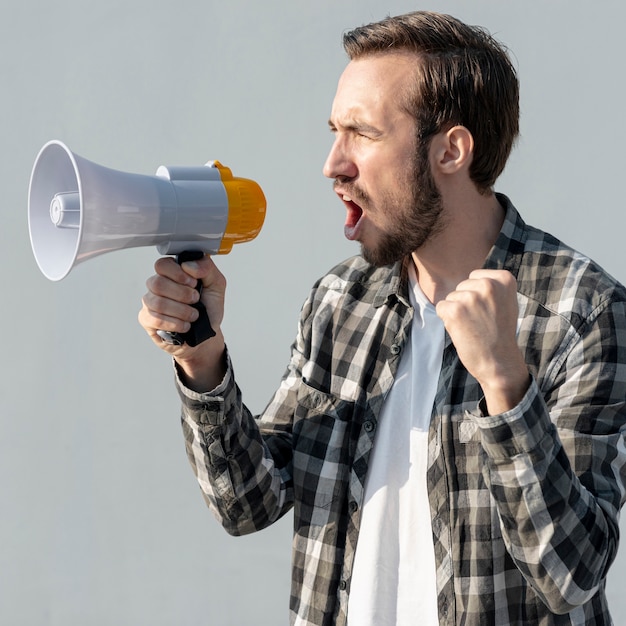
[327,119,382,140]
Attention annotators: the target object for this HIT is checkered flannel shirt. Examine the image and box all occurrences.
[178,195,626,625]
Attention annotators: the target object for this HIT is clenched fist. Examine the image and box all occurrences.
[435,269,530,415]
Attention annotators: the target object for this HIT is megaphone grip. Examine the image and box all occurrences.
[157,250,217,347]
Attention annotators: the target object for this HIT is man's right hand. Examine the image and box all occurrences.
[138,255,227,392]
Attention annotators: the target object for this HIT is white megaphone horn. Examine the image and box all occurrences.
[28,140,266,346]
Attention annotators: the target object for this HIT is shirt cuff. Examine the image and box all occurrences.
[468,376,555,460]
[173,348,233,404]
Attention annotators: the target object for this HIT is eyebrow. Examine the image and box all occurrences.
[327,119,383,136]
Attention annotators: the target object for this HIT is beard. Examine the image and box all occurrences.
[343,144,445,267]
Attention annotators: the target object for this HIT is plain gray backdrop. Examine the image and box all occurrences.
[2,0,625,624]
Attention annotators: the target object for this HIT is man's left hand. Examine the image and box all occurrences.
[435,269,530,415]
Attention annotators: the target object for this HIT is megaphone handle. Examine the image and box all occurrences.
[156,250,217,347]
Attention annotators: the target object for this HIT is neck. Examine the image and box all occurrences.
[412,191,504,304]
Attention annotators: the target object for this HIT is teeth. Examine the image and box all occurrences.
[342,195,352,202]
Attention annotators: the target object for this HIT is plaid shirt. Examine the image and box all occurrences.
[178,196,626,625]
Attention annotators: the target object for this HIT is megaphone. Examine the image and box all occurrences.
[28,140,266,345]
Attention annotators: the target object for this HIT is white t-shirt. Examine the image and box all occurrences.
[347,263,444,625]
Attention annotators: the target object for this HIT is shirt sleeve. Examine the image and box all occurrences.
[175,346,293,536]
[470,296,626,614]
[176,288,317,537]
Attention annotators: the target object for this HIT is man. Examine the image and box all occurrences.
[138,11,626,626]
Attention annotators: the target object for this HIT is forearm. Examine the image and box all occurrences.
[177,353,294,535]
[474,379,623,613]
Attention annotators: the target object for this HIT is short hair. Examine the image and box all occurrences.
[343,11,520,192]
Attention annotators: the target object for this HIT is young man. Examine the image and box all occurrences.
[138,11,626,626]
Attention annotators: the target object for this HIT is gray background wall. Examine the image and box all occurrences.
[2,0,625,624]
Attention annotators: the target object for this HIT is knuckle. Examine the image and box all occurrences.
[141,292,157,311]
[145,274,156,290]
[482,279,496,296]
[153,257,172,274]
[504,272,517,289]
[153,274,174,295]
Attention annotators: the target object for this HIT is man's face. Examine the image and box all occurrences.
[323,52,444,267]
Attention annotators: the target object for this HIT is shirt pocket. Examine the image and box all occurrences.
[450,410,488,493]
[292,381,355,526]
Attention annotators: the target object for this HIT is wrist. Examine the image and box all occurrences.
[480,368,531,415]
[175,331,227,393]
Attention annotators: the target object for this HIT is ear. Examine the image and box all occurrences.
[430,125,474,175]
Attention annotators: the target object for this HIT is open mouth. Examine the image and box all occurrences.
[341,195,364,241]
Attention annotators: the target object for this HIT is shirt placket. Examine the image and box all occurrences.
[334,301,414,624]
[428,337,459,625]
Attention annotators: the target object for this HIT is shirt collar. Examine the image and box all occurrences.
[372,257,411,308]
[482,193,528,279]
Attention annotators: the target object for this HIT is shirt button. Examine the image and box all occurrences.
[339,580,347,591]
[349,501,358,514]
[390,343,401,355]
[363,420,375,433]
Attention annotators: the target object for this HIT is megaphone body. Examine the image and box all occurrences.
[28,140,266,281]
[28,140,266,344]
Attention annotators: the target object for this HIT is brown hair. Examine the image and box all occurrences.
[343,11,519,192]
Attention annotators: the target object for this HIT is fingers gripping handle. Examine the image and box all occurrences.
[156,251,217,347]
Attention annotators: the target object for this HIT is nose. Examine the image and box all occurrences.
[323,134,358,181]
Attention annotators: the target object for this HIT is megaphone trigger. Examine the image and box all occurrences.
[156,250,217,347]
